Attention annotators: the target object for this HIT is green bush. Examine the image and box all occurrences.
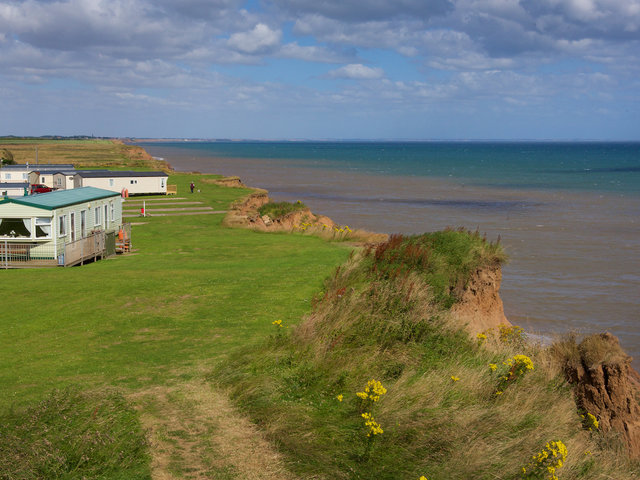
[364,229,507,308]
[258,200,307,220]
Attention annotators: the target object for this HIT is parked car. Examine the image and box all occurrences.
[30,184,52,194]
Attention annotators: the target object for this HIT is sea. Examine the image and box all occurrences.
[137,141,640,367]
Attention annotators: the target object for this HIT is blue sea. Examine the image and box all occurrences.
[138,141,640,365]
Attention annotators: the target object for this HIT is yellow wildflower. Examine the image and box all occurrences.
[361,412,383,436]
[271,319,283,327]
[357,379,387,402]
[451,376,460,382]
[336,394,343,402]
[489,363,497,371]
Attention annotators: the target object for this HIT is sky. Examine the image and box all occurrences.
[0,0,639,140]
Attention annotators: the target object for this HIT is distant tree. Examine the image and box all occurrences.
[0,148,15,165]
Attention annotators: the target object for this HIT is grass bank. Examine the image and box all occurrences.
[213,233,638,479]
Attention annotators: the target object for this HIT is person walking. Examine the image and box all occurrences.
[190,182,195,193]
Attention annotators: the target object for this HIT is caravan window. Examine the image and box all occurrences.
[35,217,52,238]
[59,215,67,236]
[0,218,31,238]
[94,206,101,226]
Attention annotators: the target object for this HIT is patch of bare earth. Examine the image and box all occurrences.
[130,381,299,480]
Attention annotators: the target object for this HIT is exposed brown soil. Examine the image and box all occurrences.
[451,265,511,335]
[222,188,387,244]
[558,333,640,458]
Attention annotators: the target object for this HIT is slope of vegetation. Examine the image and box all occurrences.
[258,200,307,220]
[213,233,638,479]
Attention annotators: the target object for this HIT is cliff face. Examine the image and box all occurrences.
[562,333,640,458]
[451,266,511,335]
[223,190,336,231]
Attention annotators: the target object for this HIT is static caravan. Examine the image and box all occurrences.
[74,170,169,195]
[1,164,74,184]
[52,170,78,190]
[1,183,28,197]
[0,187,123,266]
[29,166,77,188]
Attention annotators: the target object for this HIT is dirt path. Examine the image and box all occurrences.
[130,381,300,480]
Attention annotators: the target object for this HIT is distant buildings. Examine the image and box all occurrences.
[0,163,169,196]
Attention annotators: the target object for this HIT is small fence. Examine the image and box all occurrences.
[1,223,131,269]
[167,184,177,195]
[0,241,58,268]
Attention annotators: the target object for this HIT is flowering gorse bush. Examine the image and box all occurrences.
[354,379,387,460]
[361,412,383,437]
[581,412,599,432]
[492,354,534,395]
[498,324,525,345]
[521,440,567,480]
[356,379,387,407]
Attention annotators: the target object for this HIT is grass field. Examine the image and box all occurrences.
[0,138,168,170]
[0,164,353,478]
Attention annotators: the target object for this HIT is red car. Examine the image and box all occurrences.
[30,184,52,194]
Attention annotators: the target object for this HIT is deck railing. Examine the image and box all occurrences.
[62,232,106,266]
[0,241,58,268]
[167,184,177,195]
[1,225,129,269]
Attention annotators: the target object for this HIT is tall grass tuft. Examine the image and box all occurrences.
[258,200,307,220]
[364,229,506,308]
[0,387,150,480]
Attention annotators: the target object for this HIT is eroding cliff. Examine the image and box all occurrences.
[557,333,640,458]
[451,266,511,335]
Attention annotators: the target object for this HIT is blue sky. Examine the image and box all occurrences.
[0,0,639,140]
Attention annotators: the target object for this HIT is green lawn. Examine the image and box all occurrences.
[0,173,352,409]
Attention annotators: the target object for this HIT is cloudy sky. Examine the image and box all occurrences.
[1,0,639,139]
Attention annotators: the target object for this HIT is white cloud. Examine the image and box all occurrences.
[327,64,385,79]
[227,23,282,54]
[278,43,356,63]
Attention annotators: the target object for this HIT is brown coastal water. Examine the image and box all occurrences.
[145,145,640,367]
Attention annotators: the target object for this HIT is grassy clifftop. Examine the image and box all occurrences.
[0,138,168,170]
[214,232,638,479]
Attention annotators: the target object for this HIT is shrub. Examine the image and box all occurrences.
[363,229,506,308]
[258,200,307,220]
